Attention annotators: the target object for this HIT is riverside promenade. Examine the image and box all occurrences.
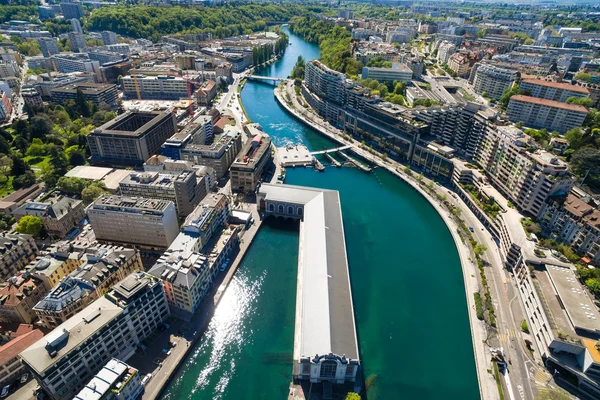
[274,80,498,400]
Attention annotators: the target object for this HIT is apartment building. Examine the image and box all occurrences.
[230,132,272,192]
[37,38,59,57]
[51,54,101,81]
[161,115,214,160]
[437,41,457,65]
[12,196,85,239]
[182,193,230,250]
[361,64,413,83]
[88,111,177,165]
[118,170,207,217]
[87,195,179,249]
[26,251,81,291]
[0,92,11,123]
[196,80,216,106]
[475,125,574,217]
[121,75,188,100]
[21,87,43,107]
[0,329,43,389]
[74,358,143,400]
[447,53,473,77]
[506,95,588,133]
[539,194,600,262]
[520,79,590,102]
[50,82,119,107]
[0,274,46,324]
[101,31,118,46]
[180,126,242,179]
[20,272,168,399]
[33,245,142,329]
[60,2,83,19]
[148,225,238,318]
[305,60,347,106]
[471,64,519,99]
[0,233,38,282]
[0,61,17,79]
[68,32,86,53]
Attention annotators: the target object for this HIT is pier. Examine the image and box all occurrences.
[324,152,341,167]
[338,151,372,172]
[257,183,361,398]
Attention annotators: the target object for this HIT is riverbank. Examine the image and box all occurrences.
[274,80,497,400]
[142,204,262,400]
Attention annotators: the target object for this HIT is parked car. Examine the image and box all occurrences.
[1,385,9,398]
[141,374,152,386]
[162,348,172,356]
[469,226,474,232]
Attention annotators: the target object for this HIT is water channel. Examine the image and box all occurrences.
[160,26,480,400]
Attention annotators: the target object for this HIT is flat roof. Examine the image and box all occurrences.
[65,165,113,181]
[19,296,123,374]
[545,265,600,335]
[522,79,590,94]
[510,95,589,113]
[259,183,359,361]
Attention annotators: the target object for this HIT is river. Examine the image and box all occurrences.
[160,26,480,400]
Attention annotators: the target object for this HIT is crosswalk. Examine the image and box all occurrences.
[532,368,552,389]
[498,328,520,343]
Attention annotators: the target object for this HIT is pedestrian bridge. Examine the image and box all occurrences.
[246,75,287,83]
[310,145,352,155]
[257,183,361,389]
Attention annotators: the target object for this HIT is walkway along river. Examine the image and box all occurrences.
[159,26,480,400]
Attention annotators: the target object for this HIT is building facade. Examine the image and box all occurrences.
[520,79,590,102]
[230,132,272,193]
[87,195,179,249]
[506,95,588,133]
[0,233,38,282]
[472,64,519,99]
[0,274,46,324]
[88,111,177,165]
[12,196,85,239]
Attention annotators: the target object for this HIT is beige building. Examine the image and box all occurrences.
[0,274,46,324]
[447,53,472,77]
[506,95,588,133]
[230,132,272,193]
[87,196,179,249]
[0,233,38,281]
[33,245,142,329]
[12,196,85,239]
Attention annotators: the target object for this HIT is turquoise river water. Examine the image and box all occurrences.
[160,26,480,400]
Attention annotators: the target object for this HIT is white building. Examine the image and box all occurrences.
[74,359,143,400]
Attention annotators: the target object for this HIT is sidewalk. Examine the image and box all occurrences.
[275,82,499,400]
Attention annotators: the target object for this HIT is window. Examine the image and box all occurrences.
[278,205,284,213]
[287,206,294,214]
[319,361,337,379]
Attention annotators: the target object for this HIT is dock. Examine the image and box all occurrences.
[277,144,314,167]
[338,151,372,172]
[324,152,341,167]
[257,183,361,399]
[310,145,352,155]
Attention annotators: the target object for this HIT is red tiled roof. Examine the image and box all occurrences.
[522,79,590,94]
[0,277,41,307]
[510,95,589,113]
[0,329,43,366]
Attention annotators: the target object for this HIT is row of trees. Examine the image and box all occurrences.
[85,4,315,42]
[251,33,288,66]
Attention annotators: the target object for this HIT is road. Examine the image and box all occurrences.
[215,72,249,127]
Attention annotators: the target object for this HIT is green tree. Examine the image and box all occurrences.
[474,243,488,256]
[10,155,31,176]
[15,215,43,237]
[29,115,53,139]
[68,149,87,166]
[82,183,106,204]
[345,394,361,400]
[571,147,600,178]
[76,89,91,118]
[574,73,592,83]
[586,278,600,296]
[48,145,69,176]
[521,319,529,333]
[12,171,36,189]
[56,176,88,195]
[565,128,584,150]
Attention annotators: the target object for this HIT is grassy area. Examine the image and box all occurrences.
[493,362,505,400]
[0,176,14,198]
[23,155,51,177]
[237,79,252,123]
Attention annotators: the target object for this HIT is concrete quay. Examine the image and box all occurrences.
[274,81,499,400]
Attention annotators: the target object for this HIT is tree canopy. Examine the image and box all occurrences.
[15,215,43,237]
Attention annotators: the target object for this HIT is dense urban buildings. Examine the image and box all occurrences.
[50,82,119,107]
[0,233,38,281]
[471,64,519,99]
[87,195,180,249]
[20,272,169,399]
[121,75,189,100]
[0,274,45,324]
[88,111,177,164]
